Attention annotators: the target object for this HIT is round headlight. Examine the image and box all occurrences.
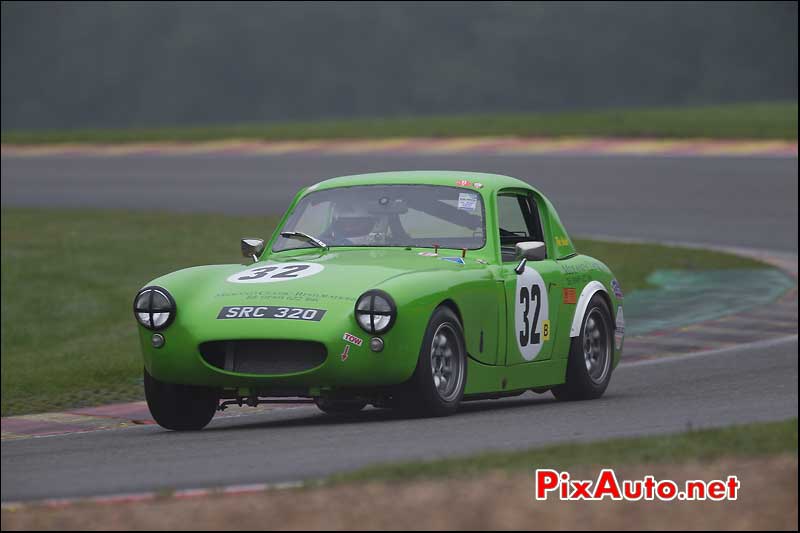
[354,290,397,335]
[133,286,176,331]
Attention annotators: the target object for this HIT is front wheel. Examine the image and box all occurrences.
[144,368,218,430]
[402,306,467,416]
[552,294,614,401]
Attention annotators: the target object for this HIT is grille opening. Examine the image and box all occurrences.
[199,340,327,375]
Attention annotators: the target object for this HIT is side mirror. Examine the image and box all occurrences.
[516,241,547,261]
[241,238,265,263]
[514,241,546,275]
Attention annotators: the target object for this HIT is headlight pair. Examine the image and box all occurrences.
[354,290,396,335]
[133,286,176,330]
[135,286,391,336]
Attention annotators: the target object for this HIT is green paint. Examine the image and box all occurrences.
[135,171,619,398]
[0,206,775,416]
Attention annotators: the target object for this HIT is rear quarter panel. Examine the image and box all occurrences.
[559,254,624,368]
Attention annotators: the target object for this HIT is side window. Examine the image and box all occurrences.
[497,193,543,262]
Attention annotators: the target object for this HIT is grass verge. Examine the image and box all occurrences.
[0,208,771,416]
[572,238,767,293]
[0,209,278,416]
[328,418,798,484]
[2,102,796,144]
[2,421,797,530]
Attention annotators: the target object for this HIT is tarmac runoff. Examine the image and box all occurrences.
[586,238,798,362]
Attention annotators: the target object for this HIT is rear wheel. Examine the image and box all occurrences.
[552,294,613,401]
[144,368,218,430]
[402,306,467,416]
[314,397,367,414]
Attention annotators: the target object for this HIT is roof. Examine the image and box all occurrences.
[303,170,576,260]
[310,171,535,193]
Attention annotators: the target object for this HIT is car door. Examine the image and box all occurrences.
[497,191,562,366]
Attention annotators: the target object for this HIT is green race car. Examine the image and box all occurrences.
[134,171,625,430]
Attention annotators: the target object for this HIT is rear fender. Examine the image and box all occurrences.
[569,281,608,337]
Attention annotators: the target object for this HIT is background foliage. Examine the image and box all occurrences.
[2,1,797,130]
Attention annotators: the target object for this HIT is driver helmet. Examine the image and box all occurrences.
[330,201,378,244]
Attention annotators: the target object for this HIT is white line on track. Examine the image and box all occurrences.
[619,334,798,368]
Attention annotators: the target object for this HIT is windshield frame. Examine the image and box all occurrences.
[271,184,488,253]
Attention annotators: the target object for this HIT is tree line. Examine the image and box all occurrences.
[1,1,796,130]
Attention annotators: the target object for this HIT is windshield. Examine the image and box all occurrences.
[273,185,486,251]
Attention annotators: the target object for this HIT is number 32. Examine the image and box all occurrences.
[519,284,541,347]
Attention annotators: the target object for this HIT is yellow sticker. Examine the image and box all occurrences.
[542,319,551,341]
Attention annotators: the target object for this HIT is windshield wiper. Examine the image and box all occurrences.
[280,231,328,249]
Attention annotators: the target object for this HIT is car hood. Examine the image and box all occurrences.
[150,248,478,318]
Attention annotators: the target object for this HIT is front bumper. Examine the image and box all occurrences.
[137,311,422,392]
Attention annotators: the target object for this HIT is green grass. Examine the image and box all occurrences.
[328,418,798,484]
[573,239,766,293]
[0,209,279,416]
[2,102,796,144]
[0,208,770,416]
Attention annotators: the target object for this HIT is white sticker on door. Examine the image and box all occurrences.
[227,263,324,284]
[515,266,549,361]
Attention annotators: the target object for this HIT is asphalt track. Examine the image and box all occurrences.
[1,152,798,502]
[1,336,797,502]
[1,153,797,250]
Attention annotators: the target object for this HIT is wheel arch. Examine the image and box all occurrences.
[569,281,611,337]
[438,298,464,326]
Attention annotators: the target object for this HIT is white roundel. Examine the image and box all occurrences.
[227,263,324,284]
[514,266,549,361]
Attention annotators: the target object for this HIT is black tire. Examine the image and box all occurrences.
[314,397,368,415]
[552,294,614,401]
[144,368,218,430]
[402,306,467,417]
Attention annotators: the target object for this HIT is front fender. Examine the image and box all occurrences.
[377,265,501,366]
